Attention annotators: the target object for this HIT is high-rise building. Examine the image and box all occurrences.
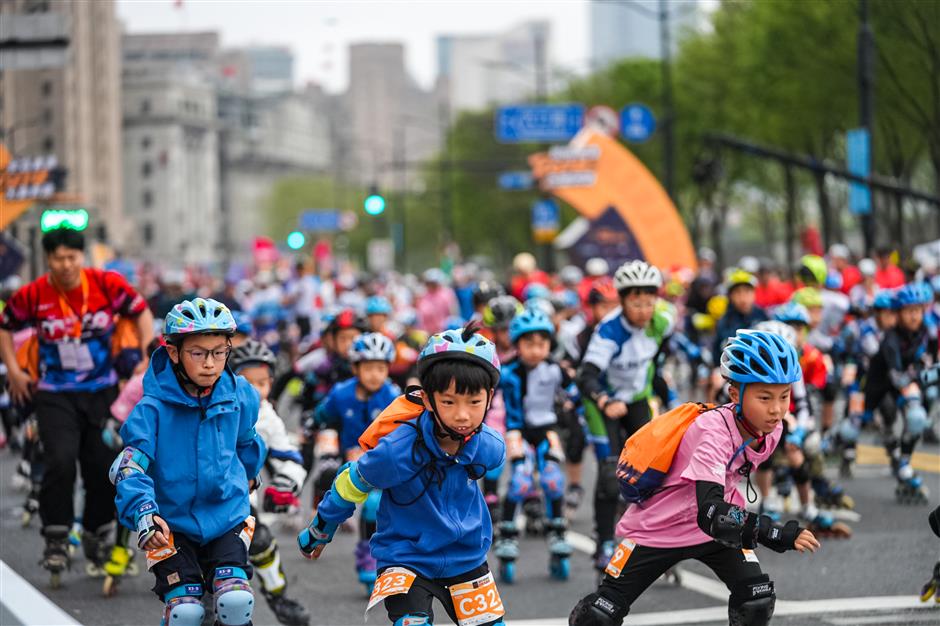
[589,0,706,69]
[0,0,123,251]
[345,42,439,189]
[436,21,550,115]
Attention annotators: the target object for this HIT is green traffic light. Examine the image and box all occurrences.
[364,194,386,216]
[287,231,306,250]
[41,208,89,232]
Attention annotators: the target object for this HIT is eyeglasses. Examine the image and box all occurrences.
[183,347,231,363]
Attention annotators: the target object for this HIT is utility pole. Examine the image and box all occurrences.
[659,0,675,202]
[858,0,875,254]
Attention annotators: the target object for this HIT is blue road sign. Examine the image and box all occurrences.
[299,210,341,232]
[495,104,585,143]
[532,198,560,229]
[847,128,871,216]
[620,103,656,143]
[498,171,534,190]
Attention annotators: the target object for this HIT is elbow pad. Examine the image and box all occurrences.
[699,501,758,549]
[330,462,373,507]
[109,447,150,485]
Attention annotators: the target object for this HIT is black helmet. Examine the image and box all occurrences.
[472,280,506,308]
[229,339,277,374]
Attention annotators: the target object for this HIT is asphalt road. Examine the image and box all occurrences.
[1,432,938,626]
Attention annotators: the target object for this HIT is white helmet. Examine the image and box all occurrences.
[513,252,537,274]
[349,332,396,363]
[614,260,663,292]
[754,320,798,348]
[585,257,609,277]
[858,258,876,277]
[559,265,583,286]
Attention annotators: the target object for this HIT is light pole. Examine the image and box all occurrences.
[857,0,875,255]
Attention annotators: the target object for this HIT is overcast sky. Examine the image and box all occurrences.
[117,0,591,93]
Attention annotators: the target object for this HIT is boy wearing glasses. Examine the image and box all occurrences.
[111,298,266,626]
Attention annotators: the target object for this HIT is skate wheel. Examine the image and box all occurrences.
[550,558,570,581]
[500,561,515,584]
[49,572,61,589]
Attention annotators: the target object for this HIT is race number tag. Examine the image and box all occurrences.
[238,516,256,551]
[841,363,857,387]
[364,567,416,620]
[848,391,865,415]
[317,429,340,456]
[57,341,79,370]
[146,532,178,570]
[449,570,505,626]
[605,538,636,578]
[742,548,760,563]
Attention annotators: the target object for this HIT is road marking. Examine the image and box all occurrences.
[0,560,82,626]
[856,444,940,474]
[825,612,939,625]
[506,595,930,626]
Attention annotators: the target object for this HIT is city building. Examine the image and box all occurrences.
[219,45,294,96]
[0,0,123,254]
[436,20,550,115]
[589,0,706,69]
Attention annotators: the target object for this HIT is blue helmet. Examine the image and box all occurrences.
[719,329,802,385]
[509,308,555,343]
[365,295,393,316]
[231,310,254,335]
[349,332,395,363]
[417,326,500,387]
[522,283,551,302]
[897,282,932,307]
[164,298,236,341]
[774,301,810,326]
[872,290,898,311]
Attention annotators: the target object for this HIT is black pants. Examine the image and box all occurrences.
[150,521,254,600]
[595,400,652,544]
[35,387,118,532]
[383,563,503,625]
[599,540,764,611]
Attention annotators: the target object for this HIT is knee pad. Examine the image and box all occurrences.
[393,614,431,625]
[539,460,566,501]
[569,592,627,626]
[837,418,859,444]
[248,523,274,558]
[791,461,811,485]
[729,574,775,626]
[508,463,535,503]
[213,567,254,626]
[904,401,929,437]
[163,584,205,626]
[596,458,620,501]
[248,526,286,595]
[362,489,381,524]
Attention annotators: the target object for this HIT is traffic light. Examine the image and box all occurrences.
[40,208,88,232]
[286,231,306,250]
[364,185,386,216]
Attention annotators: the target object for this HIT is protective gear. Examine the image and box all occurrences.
[699,501,758,549]
[324,309,368,335]
[109,446,150,485]
[162,584,205,626]
[483,295,524,329]
[873,290,899,310]
[739,256,761,274]
[753,321,797,348]
[587,277,618,305]
[297,513,337,558]
[422,268,447,285]
[921,562,940,603]
[837,417,860,444]
[232,310,254,336]
[522,282,551,302]
[791,287,822,309]
[213,566,254,626]
[800,255,828,286]
[728,575,776,626]
[365,295,393,316]
[362,489,382,523]
[586,257,610,277]
[163,298,236,341]
[904,397,929,437]
[786,426,807,448]
[539,460,566,501]
[756,516,803,553]
[249,524,287,595]
[858,258,877,277]
[596,458,620,500]
[507,463,535,502]
[135,504,160,550]
[726,269,758,290]
[263,475,301,513]
[417,326,501,388]
[494,521,520,560]
[719,330,802,385]
[825,271,843,291]
[559,265,584,286]
[349,332,396,363]
[229,339,277,374]
[394,614,431,625]
[552,289,581,312]
[569,592,628,626]
[509,308,555,343]
[828,243,850,260]
[513,252,538,274]
[355,539,377,587]
[613,260,662,292]
[897,281,933,306]
[525,297,555,318]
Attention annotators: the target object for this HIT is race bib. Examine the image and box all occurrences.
[365,567,416,620]
[605,538,636,578]
[742,548,759,563]
[848,391,865,415]
[841,363,857,387]
[238,516,256,551]
[449,570,505,626]
[146,532,178,571]
[317,429,340,456]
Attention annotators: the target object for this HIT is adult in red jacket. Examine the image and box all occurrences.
[509,252,550,301]
[874,247,906,289]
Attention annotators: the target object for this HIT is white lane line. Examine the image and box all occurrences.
[567,531,728,601]
[0,560,82,626]
[825,612,938,625]
[774,594,926,615]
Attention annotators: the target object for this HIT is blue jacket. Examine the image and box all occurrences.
[314,377,401,452]
[500,358,572,431]
[115,347,267,545]
[318,410,505,579]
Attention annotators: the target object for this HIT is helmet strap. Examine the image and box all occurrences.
[425,390,492,447]
[734,382,766,442]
